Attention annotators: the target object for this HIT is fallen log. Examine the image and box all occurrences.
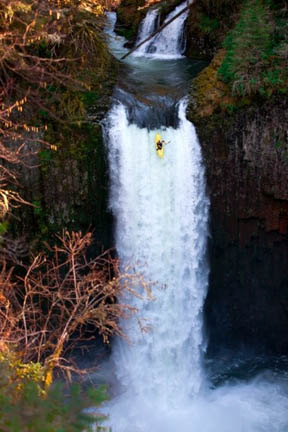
[120,3,191,60]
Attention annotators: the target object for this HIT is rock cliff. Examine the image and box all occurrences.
[189,77,288,357]
[19,54,118,252]
[187,0,288,358]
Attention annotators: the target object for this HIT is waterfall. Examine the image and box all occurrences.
[101,8,288,432]
[134,2,189,58]
[135,8,159,54]
[107,100,209,407]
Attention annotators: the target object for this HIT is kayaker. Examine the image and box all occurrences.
[156,141,163,151]
[157,140,166,150]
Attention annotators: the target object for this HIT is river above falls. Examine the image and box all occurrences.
[105,12,207,129]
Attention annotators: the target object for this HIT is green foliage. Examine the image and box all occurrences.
[115,27,134,40]
[0,221,9,235]
[186,0,243,58]
[219,0,271,93]
[199,0,240,10]
[0,351,45,388]
[197,0,243,24]
[199,13,219,34]
[39,149,53,163]
[81,90,99,107]
[0,353,108,432]
[218,0,288,97]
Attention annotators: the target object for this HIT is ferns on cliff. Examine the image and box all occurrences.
[218,0,271,95]
[218,0,288,97]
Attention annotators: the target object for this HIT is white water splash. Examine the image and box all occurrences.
[105,12,129,60]
[105,99,209,419]
[102,374,288,432]
[135,2,189,59]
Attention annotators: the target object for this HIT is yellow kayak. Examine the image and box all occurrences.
[155,133,164,158]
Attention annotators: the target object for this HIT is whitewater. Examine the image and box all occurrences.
[134,3,189,58]
[100,8,288,432]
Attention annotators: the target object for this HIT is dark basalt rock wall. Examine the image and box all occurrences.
[19,58,118,252]
[185,1,241,60]
[115,0,146,47]
[190,97,288,357]
[185,5,217,59]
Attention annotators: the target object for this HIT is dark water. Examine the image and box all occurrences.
[116,58,207,129]
[206,350,288,388]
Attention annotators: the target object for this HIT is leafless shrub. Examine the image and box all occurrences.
[0,231,152,383]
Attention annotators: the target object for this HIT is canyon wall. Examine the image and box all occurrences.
[19,57,118,252]
[189,91,288,357]
[186,0,288,358]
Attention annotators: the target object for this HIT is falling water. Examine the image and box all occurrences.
[107,99,209,405]
[135,2,189,58]
[135,8,159,53]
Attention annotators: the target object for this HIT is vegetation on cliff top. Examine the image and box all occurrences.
[218,0,288,97]
[189,0,288,119]
[185,0,242,58]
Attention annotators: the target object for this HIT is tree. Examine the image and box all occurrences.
[0,0,110,227]
[0,230,152,385]
[0,350,109,432]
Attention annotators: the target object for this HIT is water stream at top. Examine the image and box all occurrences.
[134,3,189,58]
[101,9,288,432]
[135,8,159,53]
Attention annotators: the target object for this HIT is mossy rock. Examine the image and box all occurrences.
[17,54,118,250]
[115,0,147,42]
[185,0,242,58]
[188,49,235,122]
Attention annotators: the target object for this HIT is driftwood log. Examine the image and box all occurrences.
[121,3,191,60]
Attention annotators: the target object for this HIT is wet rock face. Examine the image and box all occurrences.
[19,58,118,252]
[115,0,147,44]
[185,6,217,59]
[191,97,288,357]
[185,1,241,60]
